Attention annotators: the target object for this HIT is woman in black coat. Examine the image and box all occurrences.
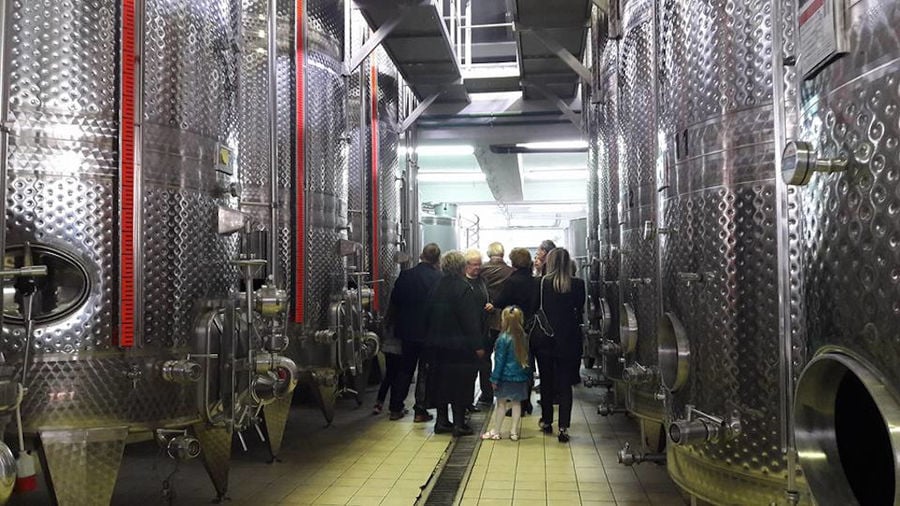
[424,251,486,437]
[494,247,538,414]
[533,247,585,442]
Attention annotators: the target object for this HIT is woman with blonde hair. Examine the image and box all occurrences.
[533,247,585,442]
[482,306,532,441]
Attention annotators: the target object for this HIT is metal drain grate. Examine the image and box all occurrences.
[422,407,491,505]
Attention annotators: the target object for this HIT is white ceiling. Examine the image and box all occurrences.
[417,146,588,230]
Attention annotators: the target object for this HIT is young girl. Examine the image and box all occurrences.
[482,306,532,441]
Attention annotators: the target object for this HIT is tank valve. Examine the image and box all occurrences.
[600,340,622,355]
[156,429,201,460]
[161,360,202,384]
[618,442,666,466]
[623,363,657,385]
[782,140,848,186]
[597,390,627,417]
[254,279,288,318]
[668,405,741,447]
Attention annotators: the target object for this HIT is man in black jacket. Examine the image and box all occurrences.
[425,251,485,436]
[388,243,442,421]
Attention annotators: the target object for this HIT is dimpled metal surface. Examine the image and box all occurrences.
[237,0,272,211]
[618,0,662,421]
[598,28,620,351]
[304,0,348,330]
[1,0,244,436]
[657,0,790,499]
[795,0,900,410]
[276,0,296,291]
[39,427,129,506]
[4,0,119,353]
[375,48,401,313]
[141,0,241,348]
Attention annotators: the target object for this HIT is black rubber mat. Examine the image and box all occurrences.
[422,407,491,505]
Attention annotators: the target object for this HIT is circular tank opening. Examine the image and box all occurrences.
[2,244,91,324]
[794,353,899,505]
[597,297,611,337]
[619,303,638,354]
[657,312,689,392]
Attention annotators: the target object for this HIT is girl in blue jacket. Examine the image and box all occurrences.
[482,306,532,441]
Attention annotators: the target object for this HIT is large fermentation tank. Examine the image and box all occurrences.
[0,0,251,503]
[616,0,664,434]
[421,202,459,253]
[788,0,900,503]
[371,48,402,317]
[655,0,789,500]
[593,4,623,386]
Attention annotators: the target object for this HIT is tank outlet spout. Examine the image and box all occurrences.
[623,363,656,385]
[161,360,202,384]
[156,429,201,460]
[598,390,627,417]
[617,442,666,466]
[668,408,741,447]
[254,353,299,399]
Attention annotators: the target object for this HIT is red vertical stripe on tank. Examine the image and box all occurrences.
[369,63,380,312]
[294,0,306,323]
[119,0,136,347]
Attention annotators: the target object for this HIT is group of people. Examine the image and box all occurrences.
[376,240,586,443]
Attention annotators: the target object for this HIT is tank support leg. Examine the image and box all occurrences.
[39,427,129,505]
[263,394,293,460]
[192,422,232,502]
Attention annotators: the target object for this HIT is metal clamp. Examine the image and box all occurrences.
[617,442,666,466]
[0,265,47,279]
[782,140,848,186]
[642,220,673,241]
[668,405,742,447]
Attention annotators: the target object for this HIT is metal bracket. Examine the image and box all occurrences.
[520,26,592,84]
[523,79,582,129]
[398,91,442,132]
[346,16,402,75]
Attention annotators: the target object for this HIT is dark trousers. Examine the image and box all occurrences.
[436,404,467,427]
[477,330,499,400]
[535,350,574,429]
[393,340,428,413]
[377,352,403,408]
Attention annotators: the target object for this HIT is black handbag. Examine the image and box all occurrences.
[528,277,555,350]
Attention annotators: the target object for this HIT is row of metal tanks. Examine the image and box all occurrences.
[580,0,900,504]
[0,0,418,504]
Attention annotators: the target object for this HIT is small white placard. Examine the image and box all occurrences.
[798,0,847,78]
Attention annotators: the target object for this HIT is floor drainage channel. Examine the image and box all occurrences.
[419,406,490,505]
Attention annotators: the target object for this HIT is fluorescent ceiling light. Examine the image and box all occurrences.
[415,145,475,156]
[517,140,588,150]
[417,172,486,183]
[525,169,588,181]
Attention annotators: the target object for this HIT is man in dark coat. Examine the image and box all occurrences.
[388,243,442,421]
[464,249,493,406]
[476,242,514,404]
[424,250,485,437]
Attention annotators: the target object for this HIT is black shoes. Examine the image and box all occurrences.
[414,411,434,423]
[389,409,408,421]
[466,404,481,413]
[539,420,553,434]
[434,422,454,434]
[558,429,570,443]
[452,424,474,437]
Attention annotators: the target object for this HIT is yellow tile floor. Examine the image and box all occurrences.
[89,382,684,505]
[458,389,686,506]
